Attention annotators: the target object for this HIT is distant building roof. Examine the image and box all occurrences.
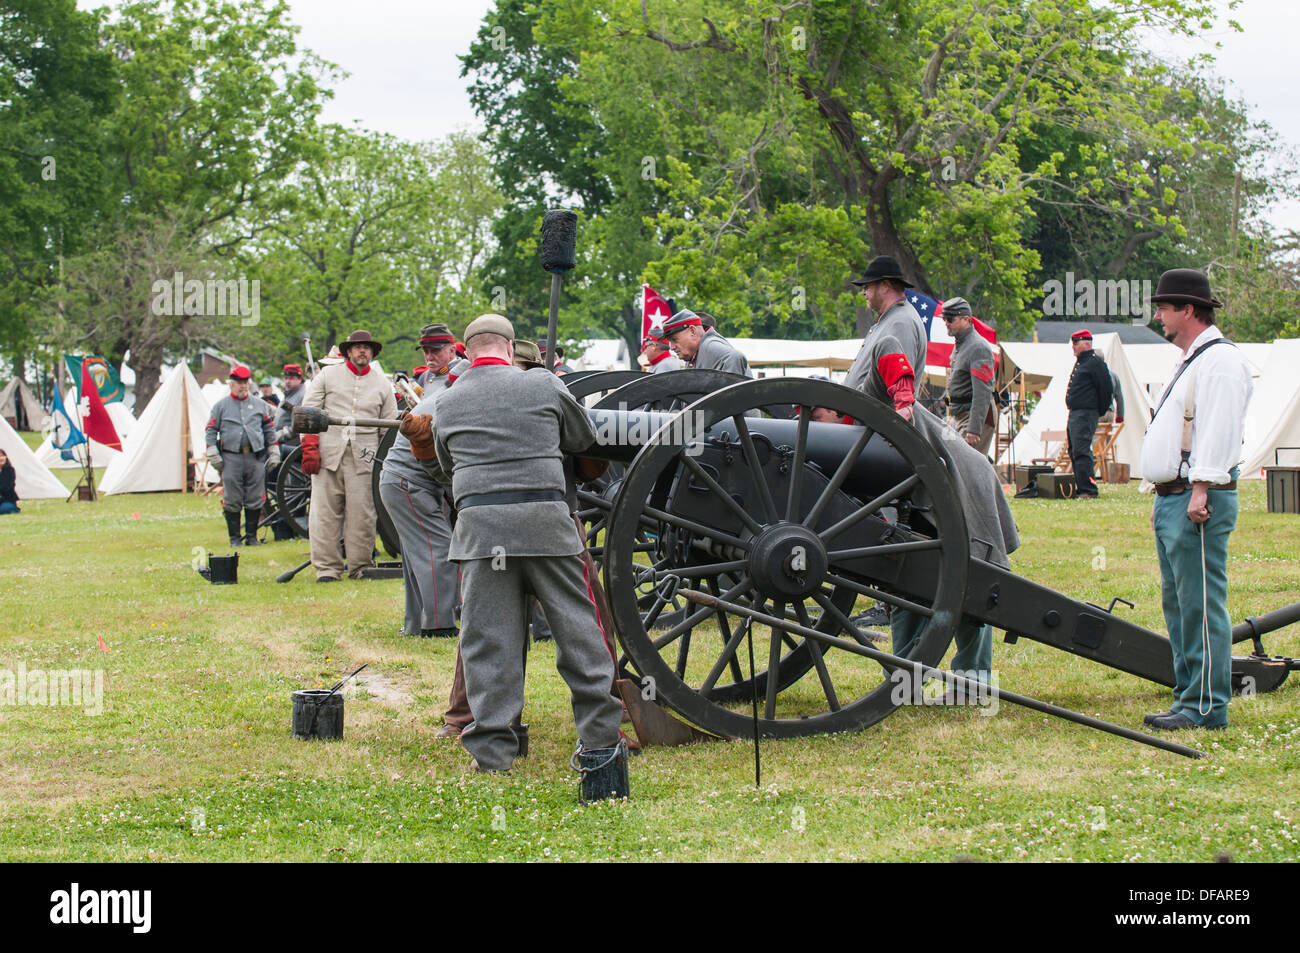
[1029,321,1167,345]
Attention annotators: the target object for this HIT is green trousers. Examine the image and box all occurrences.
[1153,483,1238,727]
[892,608,993,682]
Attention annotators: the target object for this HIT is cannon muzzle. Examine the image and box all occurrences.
[292,407,402,435]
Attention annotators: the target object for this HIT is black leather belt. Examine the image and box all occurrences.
[457,490,565,508]
[1154,480,1237,496]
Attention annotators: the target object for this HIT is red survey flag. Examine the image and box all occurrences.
[642,284,673,341]
[79,363,122,450]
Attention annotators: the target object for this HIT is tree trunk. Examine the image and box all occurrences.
[866,178,935,298]
[620,301,638,361]
[131,351,163,411]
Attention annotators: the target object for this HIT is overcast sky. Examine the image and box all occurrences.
[84,0,1300,234]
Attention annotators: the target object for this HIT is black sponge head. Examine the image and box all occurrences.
[540,209,578,273]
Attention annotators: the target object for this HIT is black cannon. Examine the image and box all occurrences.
[574,373,1298,757]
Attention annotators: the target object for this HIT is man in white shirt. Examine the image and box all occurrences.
[1139,269,1252,731]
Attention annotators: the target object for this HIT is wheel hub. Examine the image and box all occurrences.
[747,522,828,600]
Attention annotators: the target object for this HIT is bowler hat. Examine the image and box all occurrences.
[339,329,383,357]
[850,255,915,289]
[464,313,514,342]
[1151,268,1223,308]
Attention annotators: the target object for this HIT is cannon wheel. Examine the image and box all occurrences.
[584,369,804,683]
[275,445,311,539]
[604,377,969,739]
[370,427,402,559]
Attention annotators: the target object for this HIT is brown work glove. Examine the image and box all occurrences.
[400,413,437,460]
[300,434,321,475]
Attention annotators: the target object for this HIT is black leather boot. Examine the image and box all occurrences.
[243,507,262,546]
[225,510,243,547]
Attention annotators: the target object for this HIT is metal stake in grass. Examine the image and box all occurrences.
[743,613,760,788]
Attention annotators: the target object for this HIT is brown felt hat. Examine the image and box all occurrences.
[339,329,383,356]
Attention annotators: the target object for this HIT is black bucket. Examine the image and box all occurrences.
[199,553,239,585]
[572,740,629,803]
[292,689,344,740]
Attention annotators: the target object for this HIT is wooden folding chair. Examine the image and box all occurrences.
[1032,429,1070,472]
[1092,420,1124,483]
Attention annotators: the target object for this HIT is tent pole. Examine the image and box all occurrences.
[180,371,191,493]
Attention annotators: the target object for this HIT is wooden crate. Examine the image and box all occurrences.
[1265,467,1300,514]
[1105,462,1130,484]
[1035,472,1078,499]
[1014,465,1055,491]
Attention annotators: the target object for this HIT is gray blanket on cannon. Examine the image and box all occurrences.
[907,406,1019,569]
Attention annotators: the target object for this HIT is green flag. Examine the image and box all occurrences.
[65,355,125,403]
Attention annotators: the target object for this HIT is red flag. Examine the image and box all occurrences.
[642,284,672,341]
[79,363,122,450]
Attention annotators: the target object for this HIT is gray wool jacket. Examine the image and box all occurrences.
[380,389,448,490]
[694,329,751,376]
[435,362,596,559]
[843,299,928,401]
[946,326,996,436]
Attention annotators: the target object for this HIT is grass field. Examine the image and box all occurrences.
[1,468,1297,862]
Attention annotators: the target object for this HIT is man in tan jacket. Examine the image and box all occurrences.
[301,329,397,581]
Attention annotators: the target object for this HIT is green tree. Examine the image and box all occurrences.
[57,0,336,406]
[0,0,118,380]
[229,126,502,372]
[525,0,1252,339]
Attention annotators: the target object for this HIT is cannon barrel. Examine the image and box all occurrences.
[1233,600,1300,645]
[585,409,914,502]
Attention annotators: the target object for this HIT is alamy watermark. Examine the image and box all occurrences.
[1042,273,1152,325]
[151,270,261,326]
[589,406,709,457]
[0,663,103,715]
[889,665,999,716]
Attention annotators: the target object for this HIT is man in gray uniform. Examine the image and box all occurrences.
[844,256,928,407]
[378,383,459,638]
[427,313,623,773]
[941,297,997,455]
[267,362,306,541]
[642,331,682,374]
[205,365,279,546]
[415,323,457,390]
[662,309,751,376]
[274,364,306,446]
[844,257,1017,680]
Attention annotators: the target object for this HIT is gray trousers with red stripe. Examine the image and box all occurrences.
[457,552,622,771]
[378,475,459,632]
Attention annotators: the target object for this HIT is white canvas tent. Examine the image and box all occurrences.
[0,379,49,431]
[33,389,135,469]
[1241,338,1300,478]
[0,415,67,499]
[101,365,215,494]
[999,334,1161,479]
